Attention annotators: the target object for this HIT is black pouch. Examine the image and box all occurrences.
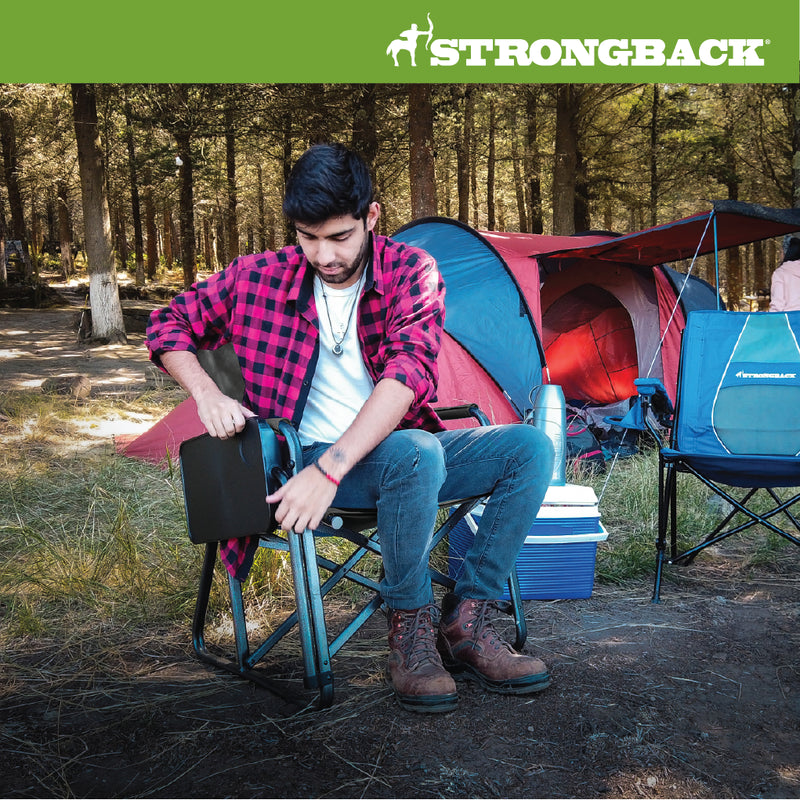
[179,417,283,544]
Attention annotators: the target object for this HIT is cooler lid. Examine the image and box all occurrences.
[540,483,598,507]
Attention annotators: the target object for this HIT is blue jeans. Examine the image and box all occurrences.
[303,424,554,610]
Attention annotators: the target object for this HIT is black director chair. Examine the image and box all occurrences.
[180,406,527,709]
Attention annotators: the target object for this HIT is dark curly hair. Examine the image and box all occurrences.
[282,143,373,225]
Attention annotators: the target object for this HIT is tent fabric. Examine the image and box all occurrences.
[116,396,205,464]
[392,217,551,417]
[118,201,800,465]
[538,200,800,268]
[436,331,518,425]
[652,268,687,406]
[539,262,664,406]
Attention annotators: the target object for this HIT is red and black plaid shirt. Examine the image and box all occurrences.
[147,233,446,579]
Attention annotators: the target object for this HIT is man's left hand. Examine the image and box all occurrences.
[266,465,338,533]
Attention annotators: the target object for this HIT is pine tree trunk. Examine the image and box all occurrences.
[0,199,7,286]
[791,81,800,208]
[352,85,378,172]
[487,101,496,231]
[124,97,145,286]
[144,182,158,280]
[574,150,590,233]
[203,218,214,271]
[451,86,470,223]
[552,84,578,235]
[56,180,74,279]
[71,83,126,343]
[753,240,768,308]
[649,85,660,227]
[510,106,527,232]
[525,88,543,234]
[163,203,174,268]
[0,108,33,282]
[408,84,437,218]
[721,86,743,307]
[225,103,239,261]
[175,130,196,288]
[466,89,478,226]
[256,164,267,252]
[281,121,294,245]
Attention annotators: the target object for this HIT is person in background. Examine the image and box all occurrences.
[769,237,800,312]
[146,143,554,714]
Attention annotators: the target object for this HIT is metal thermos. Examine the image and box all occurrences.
[527,384,567,485]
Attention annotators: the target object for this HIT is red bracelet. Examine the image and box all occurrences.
[313,459,340,487]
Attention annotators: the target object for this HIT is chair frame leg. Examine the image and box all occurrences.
[652,456,675,603]
[191,500,529,706]
[652,456,800,603]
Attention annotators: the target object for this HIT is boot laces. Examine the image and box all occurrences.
[392,605,440,670]
[463,599,509,646]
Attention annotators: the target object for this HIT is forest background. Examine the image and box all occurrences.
[0,82,799,340]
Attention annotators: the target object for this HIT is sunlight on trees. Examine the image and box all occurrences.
[0,82,797,311]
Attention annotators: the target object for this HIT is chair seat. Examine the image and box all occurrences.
[662,448,800,488]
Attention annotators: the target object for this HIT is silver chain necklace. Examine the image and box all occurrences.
[319,271,364,357]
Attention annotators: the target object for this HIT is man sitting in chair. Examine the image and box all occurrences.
[146,143,554,714]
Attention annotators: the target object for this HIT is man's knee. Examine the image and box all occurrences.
[506,423,556,471]
[384,429,446,484]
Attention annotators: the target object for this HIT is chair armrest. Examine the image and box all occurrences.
[261,417,304,474]
[604,379,673,446]
[435,403,491,427]
[634,378,673,412]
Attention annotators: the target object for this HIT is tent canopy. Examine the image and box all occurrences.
[538,200,800,268]
[392,217,554,421]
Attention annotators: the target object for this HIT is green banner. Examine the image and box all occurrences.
[2,0,798,82]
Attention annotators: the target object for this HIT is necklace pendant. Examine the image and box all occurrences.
[332,342,344,357]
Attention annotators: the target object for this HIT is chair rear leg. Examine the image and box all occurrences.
[506,568,527,650]
[652,458,675,603]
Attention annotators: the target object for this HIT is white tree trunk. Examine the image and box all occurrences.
[71,83,126,343]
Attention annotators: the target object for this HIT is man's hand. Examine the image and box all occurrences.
[159,350,255,439]
[267,464,338,533]
[195,388,255,440]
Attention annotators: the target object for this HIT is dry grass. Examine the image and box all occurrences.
[2,386,800,792]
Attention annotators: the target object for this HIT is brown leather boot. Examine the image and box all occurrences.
[437,593,551,694]
[387,605,458,713]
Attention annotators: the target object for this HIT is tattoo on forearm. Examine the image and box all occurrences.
[327,446,347,465]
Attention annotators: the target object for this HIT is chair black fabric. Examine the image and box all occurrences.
[179,417,281,544]
[180,407,528,708]
[623,310,800,602]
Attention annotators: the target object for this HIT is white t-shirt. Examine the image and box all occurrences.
[298,275,374,445]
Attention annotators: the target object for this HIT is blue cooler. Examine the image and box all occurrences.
[448,484,607,600]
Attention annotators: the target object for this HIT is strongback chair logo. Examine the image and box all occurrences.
[384,14,768,69]
[735,370,797,379]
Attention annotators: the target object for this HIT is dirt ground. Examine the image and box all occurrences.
[1,298,799,799]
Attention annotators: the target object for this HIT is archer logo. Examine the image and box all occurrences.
[386,13,434,67]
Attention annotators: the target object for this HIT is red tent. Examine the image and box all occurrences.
[119,201,800,464]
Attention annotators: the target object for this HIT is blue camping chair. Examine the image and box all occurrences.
[179,407,528,709]
[620,310,800,602]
